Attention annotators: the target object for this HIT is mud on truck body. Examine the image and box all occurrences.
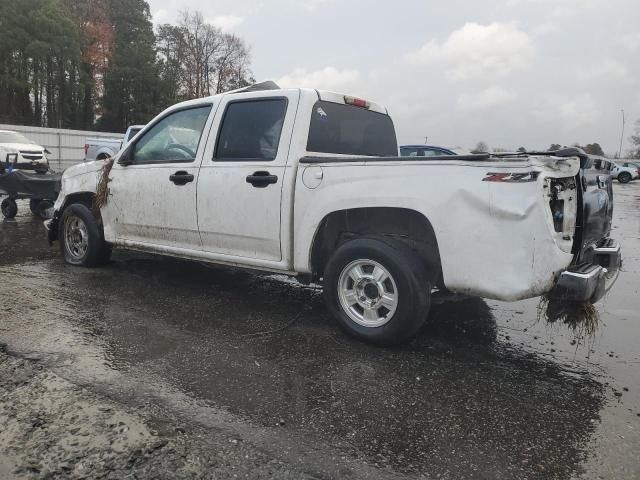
[45,81,621,345]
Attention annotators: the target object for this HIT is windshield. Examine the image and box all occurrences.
[0,131,36,144]
[307,100,397,156]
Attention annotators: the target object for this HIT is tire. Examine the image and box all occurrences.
[323,237,431,345]
[1,198,18,219]
[33,200,54,220]
[29,199,42,214]
[58,203,111,267]
[618,172,632,184]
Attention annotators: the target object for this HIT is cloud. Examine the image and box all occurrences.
[585,60,629,81]
[457,87,516,111]
[277,67,361,92]
[152,8,171,25]
[507,0,601,16]
[405,22,534,80]
[206,15,245,32]
[619,32,640,52]
[531,22,559,37]
[301,0,333,11]
[534,94,599,128]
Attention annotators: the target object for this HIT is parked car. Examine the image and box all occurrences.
[45,82,620,345]
[400,144,457,157]
[612,162,640,183]
[83,125,145,161]
[0,130,50,173]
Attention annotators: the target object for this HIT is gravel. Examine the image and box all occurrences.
[0,346,316,480]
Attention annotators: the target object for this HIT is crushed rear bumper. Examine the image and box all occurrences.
[550,239,621,303]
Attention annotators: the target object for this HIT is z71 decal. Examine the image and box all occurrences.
[483,172,540,183]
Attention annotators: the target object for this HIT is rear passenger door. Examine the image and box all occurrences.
[196,90,300,262]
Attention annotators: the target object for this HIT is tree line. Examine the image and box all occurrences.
[472,141,611,157]
[0,0,253,132]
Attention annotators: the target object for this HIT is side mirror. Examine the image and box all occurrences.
[44,148,52,155]
[117,147,133,166]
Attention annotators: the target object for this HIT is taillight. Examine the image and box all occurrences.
[637,168,640,176]
[84,144,89,155]
[344,95,370,109]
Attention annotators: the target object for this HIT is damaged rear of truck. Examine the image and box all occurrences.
[296,149,620,308]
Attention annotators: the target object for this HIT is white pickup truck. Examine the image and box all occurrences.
[45,82,620,345]
[83,125,145,161]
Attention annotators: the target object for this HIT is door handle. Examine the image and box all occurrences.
[246,171,278,188]
[169,171,194,186]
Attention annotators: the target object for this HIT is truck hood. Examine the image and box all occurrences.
[63,159,106,179]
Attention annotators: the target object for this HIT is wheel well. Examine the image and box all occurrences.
[96,153,111,160]
[48,192,97,243]
[310,207,442,283]
[61,192,95,210]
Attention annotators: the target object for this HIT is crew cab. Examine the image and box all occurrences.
[0,130,50,173]
[45,82,621,345]
[83,125,145,161]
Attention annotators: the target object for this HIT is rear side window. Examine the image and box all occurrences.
[307,101,397,156]
[214,98,288,161]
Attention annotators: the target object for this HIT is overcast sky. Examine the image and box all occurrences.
[149,0,639,155]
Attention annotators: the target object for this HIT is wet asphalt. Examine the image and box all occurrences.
[0,184,639,480]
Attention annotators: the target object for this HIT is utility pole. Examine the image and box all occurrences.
[618,109,625,159]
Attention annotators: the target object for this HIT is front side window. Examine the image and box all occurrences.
[133,106,211,163]
[214,99,288,161]
[307,101,397,157]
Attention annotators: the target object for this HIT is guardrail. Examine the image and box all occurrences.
[0,124,124,172]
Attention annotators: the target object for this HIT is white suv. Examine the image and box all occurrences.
[612,162,640,183]
[0,130,49,173]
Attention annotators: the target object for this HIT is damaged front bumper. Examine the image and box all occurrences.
[551,239,621,303]
[44,212,59,245]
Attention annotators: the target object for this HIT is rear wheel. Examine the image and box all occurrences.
[323,237,431,345]
[59,203,111,267]
[618,172,632,184]
[1,198,18,219]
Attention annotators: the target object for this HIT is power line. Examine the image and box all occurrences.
[618,109,625,159]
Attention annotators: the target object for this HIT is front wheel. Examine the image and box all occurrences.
[323,237,431,345]
[618,172,632,184]
[59,203,111,267]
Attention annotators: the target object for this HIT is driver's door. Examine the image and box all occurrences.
[102,104,213,251]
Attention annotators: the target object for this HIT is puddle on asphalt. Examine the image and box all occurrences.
[2,205,635,479]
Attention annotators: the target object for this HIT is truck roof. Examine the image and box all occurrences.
[166,81,389,116]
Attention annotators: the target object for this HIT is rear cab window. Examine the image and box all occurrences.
[307,100,397,157]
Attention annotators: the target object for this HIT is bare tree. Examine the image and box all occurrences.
[630,119,640,159]
[472,141,489,154]
[157,10,253,101]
